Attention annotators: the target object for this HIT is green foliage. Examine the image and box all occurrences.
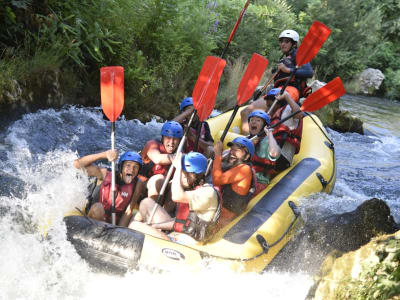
[293,0,382,82]
[383,68,400,100]
[1,0,400,118]
[338,237,400,299]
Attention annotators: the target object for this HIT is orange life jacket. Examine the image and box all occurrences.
[219,165,257,215]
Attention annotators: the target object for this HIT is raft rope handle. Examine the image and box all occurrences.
[198,201,301,262]
[303,112,336,189]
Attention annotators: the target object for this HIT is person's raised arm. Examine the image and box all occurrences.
[73,149,117,180]
[265,127,280,158]
[276,91,303,120]
[170,152,190,204]
[172,106,194,124]
[146,142,175,165]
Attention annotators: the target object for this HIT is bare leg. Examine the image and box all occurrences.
[136,197,174,230]
[128,221,170,240]
[146,174,165,199]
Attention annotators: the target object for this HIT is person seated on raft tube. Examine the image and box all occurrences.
[138,120,183,212]
[129,152,220,244]
[246,110,281,195]
[212,137,256,228]
[173,97,214,157]
[263,88,304,172]
[240,29,313,134]
[73,150,144,227]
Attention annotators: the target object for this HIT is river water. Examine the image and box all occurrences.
[0,95,399,300]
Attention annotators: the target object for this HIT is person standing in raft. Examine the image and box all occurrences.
[73,150,144,227]
[129,152,220,244]
[246,110,281,195]
[241,29,313,134]
[138,121,183,213]
[173,97,214,157]
[212,137,256,228]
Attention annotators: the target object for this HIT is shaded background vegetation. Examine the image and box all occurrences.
[0,0,399,121]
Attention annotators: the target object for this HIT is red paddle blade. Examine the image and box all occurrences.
[296,21,331,67]
[236,53,268,106]
[100,66,124,122]
[301,77,346,112]
[192,56,226,121]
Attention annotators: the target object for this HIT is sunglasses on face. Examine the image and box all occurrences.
[279,38,292,44]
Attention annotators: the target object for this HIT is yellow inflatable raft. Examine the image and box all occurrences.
[64,107,336,274]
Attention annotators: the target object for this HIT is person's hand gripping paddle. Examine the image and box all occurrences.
[147,56,226,225]
[100,66,124,225]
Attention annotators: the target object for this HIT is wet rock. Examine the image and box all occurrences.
[359,68,385,95]
[308,80,364,134]
[305,198,398,253]
[307,230,400,300]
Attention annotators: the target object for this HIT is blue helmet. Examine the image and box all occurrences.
[181,152,208,174]
[118,151,142,170]
[179,97,193,112]
[248,110,271,125]
[265,88,281,99]
[161,121,183,138]
[228,137,255,158]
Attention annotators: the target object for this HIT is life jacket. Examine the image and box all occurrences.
[185,122,206,153]
[98,171,136,222]
[220,164,257,215]
[270,105,303,154]
[173,184,221,242]
[251,139,278,178]
[140,139,170,180]
[274,49,311,97]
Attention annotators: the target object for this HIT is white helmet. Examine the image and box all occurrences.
[279,30,299,43]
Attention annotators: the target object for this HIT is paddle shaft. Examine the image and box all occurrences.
[147,112,195,225]
[193,1,250,151]
[220,0,251,59]
[111,122,116,225]
[220,105,240,142]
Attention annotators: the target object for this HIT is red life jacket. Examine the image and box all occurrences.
[140,140,170,179]
[185,123,206,153]
[99,171,136,221]
[220,165,257,215]
[173,184,221,242]
[270,105,303,154]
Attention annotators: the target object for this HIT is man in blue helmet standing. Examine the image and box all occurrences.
[73,149,144,226]
[173,97,214,156]
[130,151,220,244]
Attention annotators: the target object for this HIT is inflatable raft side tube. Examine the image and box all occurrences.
[224,157,321,244]
[64,215,145,274]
